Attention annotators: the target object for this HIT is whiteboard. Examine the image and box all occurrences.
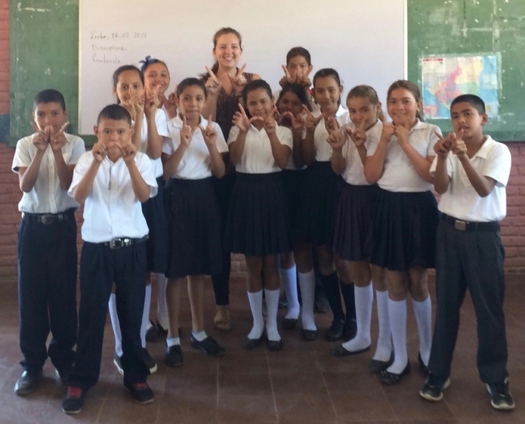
[79,0,406,134]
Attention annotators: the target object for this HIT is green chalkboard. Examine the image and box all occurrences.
[9,0,95,146]
[408,0,525,142]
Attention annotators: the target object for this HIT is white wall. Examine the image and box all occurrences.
[80,0,406,133]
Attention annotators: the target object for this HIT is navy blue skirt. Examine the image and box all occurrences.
[164,178,223,279]
[333,184,378,261]
[141,177,169,273]
[296,161,344,246]
[370,189,439,271]
[280,169,305,244]
[225,172,290,256]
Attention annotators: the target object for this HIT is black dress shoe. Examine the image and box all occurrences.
[418,353,429,376]
[165,345,183,368]
[242,335,264,350]
[190,335,226,357]
[332,343,370,357]
[302,329,318,341]
[146,321,171,342]
[380,361,411,385]
[14,369,42,395]
[266,338,283,351]
[324,319,345,341]
[282,317,298,330]
[368,352,395,373]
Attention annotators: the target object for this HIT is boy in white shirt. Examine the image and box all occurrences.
[62,104,158,414]
[420,94,514,410]
[12,89,85,395]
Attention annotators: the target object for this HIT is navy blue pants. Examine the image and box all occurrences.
[428,217,508,383]
[68,240,149,391]
[17,211,77,372]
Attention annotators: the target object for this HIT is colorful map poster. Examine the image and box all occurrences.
[421,54,499,119]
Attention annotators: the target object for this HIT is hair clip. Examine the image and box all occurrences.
[139,55,156,72]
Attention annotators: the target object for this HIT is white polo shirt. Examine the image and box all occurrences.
[313,104,349,162]
[12,133,85,213]
[430,136,511,222]
[341,120,382,186]
[228,124,293,174]
[163,115,228,179]
[138,109,170,178]
[68,151,157,243]
[367,120,441,192]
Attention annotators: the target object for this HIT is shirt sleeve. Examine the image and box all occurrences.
[155,109,170,138]
[137,153,159,198]
[482,142,512,187]
[277,126,293,148]
[227,125,240,144]
[69,136,86,164]
[214,122,229,153]
[426,125,441,157]
[68,151,92,197]
[12,137,32,172]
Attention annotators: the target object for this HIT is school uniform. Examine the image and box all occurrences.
[12,134,85,374]
[297,105,347,246]
[138,109,170,273]
[333,121,382,261]
[67,150,157,391]
[368,120,441,271]
[428,136,511,383]
[225,124,293,256]
[163,115,228,278]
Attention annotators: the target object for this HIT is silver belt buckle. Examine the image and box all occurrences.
[41,215,54,225]
[454,220,467,231]
[109,238,124,249]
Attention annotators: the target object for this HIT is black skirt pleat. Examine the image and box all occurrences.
[141,177,169,273]
[371,189,439,271]
[280,169,305,244]
[225,173,290,256]
[164,178,223,279]
[333,184,378,261]
[296,161,344,246]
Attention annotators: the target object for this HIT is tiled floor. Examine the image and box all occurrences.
[1,273,525,423]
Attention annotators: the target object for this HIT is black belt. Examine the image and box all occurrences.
[22,209,75,225]
[101,235,149,249]
[441,213,499,232]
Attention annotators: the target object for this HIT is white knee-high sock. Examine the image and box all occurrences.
[373,290,392,362]
[156,273,169,329]
[247,290,264,340]
[412,296,432,365]
[341,283,372,351]
[264,288,281,341]
[281,266,300,320]
[386,298,408,374]
[298,269,316,331]
[109,293,123,357]
[140,284,152,348]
